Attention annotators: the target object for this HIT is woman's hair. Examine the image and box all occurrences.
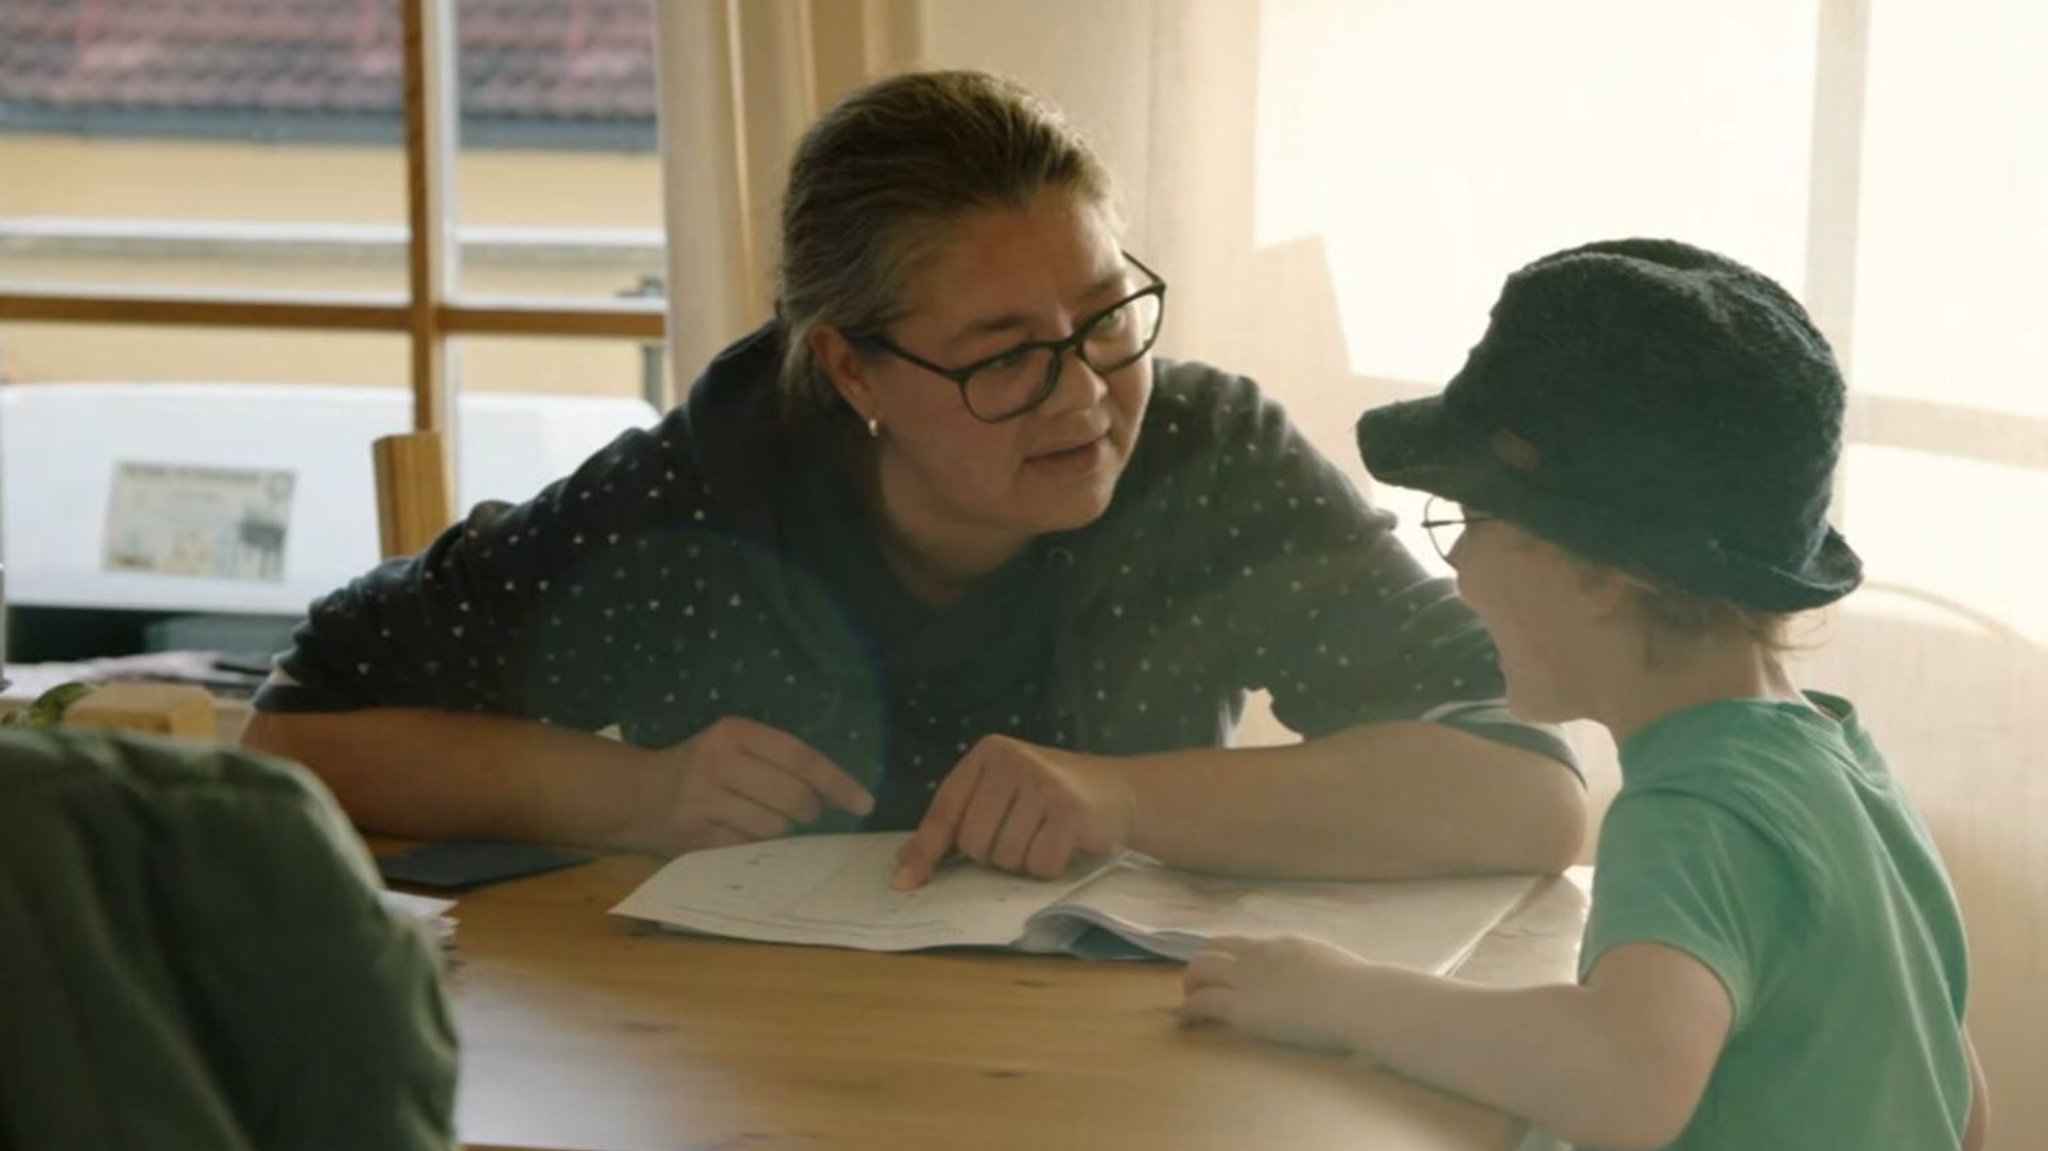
[774,70,1116,426]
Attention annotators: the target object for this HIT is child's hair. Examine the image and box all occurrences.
[1540,528,1799,667]
[1633,579,1795,660]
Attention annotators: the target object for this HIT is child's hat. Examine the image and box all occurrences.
[1356,238,1861,611]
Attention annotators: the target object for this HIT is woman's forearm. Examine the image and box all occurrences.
[240,707,656,849]
[1111,721,1584,878]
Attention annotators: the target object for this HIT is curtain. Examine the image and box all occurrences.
[653,0,921,372]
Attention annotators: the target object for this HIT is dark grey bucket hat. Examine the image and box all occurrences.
[1356,238,1861,611]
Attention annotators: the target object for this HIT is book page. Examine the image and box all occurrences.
[1040,862,1539,971]
[610,832,1111,952]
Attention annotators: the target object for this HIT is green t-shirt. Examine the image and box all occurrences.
[1579,693,1971,1150]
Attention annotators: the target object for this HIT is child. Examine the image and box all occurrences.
[1181,239,1987,1150]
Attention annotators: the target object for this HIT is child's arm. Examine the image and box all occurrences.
[1962,1027,1988,1151]
[1182,936,1731,1151]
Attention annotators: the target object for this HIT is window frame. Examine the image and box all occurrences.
[0,0,664,439]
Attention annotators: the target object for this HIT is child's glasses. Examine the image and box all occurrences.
[1419,497,1498,563]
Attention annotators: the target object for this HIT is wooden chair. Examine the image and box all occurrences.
[372,431,455,559]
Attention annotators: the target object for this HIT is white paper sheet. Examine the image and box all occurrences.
[610,832,1110,952]
[1035,860,1540,971]
[378,889,458,946]
[613,832,1541,973]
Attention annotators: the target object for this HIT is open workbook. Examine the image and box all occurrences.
[611,832,1540,971]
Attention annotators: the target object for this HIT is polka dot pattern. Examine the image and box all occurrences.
[262,351,1570,830]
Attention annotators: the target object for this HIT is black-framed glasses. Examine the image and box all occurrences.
[1420,496,1497,563]
[854,252,1167,423]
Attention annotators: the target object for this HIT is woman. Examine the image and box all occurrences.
[243,70,1582,886]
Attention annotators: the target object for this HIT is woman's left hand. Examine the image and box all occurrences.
[1180,935,1377,1054]
[892,735,1135,889]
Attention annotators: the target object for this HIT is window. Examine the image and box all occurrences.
[1254,0,1820,572]
[0,0,667,660]
[1843,0,2048,645]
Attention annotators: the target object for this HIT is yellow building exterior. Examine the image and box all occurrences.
[0,135,668,401]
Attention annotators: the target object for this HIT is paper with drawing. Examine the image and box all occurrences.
[612,832,1538,971]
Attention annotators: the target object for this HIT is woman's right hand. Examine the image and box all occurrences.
[627,716,874,855]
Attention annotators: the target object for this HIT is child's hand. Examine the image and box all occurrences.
[1180,934,1376,1054]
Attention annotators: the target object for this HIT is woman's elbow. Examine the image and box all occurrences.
[239,708,356,792]
[1499,760,1587,875]
[239,707,300,756]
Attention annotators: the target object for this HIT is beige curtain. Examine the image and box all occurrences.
[653,0,923,372]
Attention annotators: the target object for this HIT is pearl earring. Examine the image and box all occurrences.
[866,415,881,439]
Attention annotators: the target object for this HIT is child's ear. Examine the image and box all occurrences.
[1573,560,1644,623]
[810,325,879,422]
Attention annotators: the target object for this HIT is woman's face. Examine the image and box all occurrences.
[830,189,1153,547]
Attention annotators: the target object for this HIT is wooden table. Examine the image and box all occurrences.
[431,853,1591,1151]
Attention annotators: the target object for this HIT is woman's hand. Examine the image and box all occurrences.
[1180,935,1379,1054]
[892,735,1135,888]
[627,716,874,855]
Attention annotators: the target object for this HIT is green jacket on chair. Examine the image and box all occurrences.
[0,729,457,1150]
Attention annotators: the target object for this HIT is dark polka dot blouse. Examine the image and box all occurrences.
[260,337,1574,831]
